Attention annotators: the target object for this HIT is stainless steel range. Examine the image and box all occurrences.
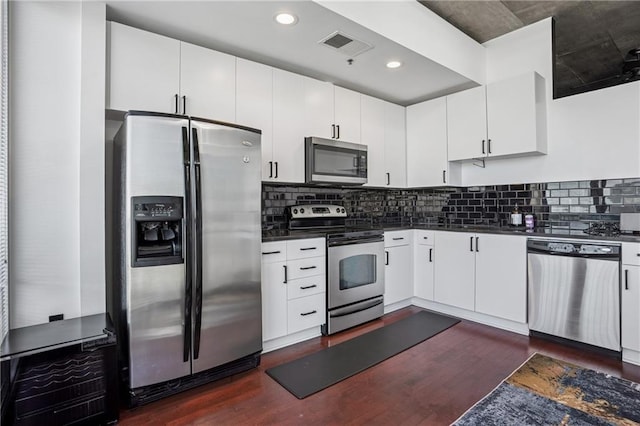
[287,204,385,335]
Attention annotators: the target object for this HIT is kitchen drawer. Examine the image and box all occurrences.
[261,241,287,263]
[414,230,435,245]
[286,256,325,280]
[622,243,640,266]
[286,238,326,260]
[287,293,325,334]
[287,275,326,300]
[384,230,412,247]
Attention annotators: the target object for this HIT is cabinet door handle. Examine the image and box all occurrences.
[470,236,474,252]
[487,139,492,154]
[300,266,317,270]
[429,248,433,262]
[182,95,186,115]
[262,250,281,255]
[392,237,404,241]
[283,265,288,283]
[386,173,390,186]
[476,237,479,252]
[481,139,486,154]
[636,253,640,257]
[443,170,446,184]
[274,161,279,179]
[385,250,389,265]
[269,161,273,178]
[300,247,317,251]
[174,94,179,114]
[300,284,317,290]
[300,310,317,316]
[332,124,336,139]
[336,124,340,139]
[625,269,629,290]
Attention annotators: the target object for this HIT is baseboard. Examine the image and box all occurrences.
[383,299,413,315]
[262,327,322,353]
[411,298,529,336]
[623,348,640,366]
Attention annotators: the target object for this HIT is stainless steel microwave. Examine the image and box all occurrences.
[305,137,367,185]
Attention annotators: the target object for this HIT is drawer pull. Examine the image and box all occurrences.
[262,250,281,255]
[300,266,317,270]
[423,236,428,240]
[300,284,317,290]
[300,310,317,316]
[300,247,317,251]
[392,237,404,241]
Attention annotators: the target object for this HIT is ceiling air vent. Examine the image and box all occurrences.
[319,31,373,57]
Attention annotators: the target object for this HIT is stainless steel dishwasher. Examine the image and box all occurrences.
[527,239,621,352]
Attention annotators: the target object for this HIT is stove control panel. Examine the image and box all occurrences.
[288,204,347,219]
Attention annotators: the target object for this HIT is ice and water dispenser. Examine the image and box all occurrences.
[131,196,184,267]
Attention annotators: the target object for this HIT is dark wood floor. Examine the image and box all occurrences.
[119,306,640,425]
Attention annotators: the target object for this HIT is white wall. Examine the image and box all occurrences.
[9,1,106,328]
[460,18,640,186]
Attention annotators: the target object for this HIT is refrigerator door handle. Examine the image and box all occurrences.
[182,126,192,363]
[192,126,203,360]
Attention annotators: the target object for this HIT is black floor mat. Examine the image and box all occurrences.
[265,310,460,399]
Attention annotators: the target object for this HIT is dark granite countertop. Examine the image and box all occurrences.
[0,313,115,361]
[262,225,640,243]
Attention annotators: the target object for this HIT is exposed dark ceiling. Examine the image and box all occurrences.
[418,1,640,98]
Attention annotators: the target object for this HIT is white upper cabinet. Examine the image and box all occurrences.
[334,86,361,143]
[180,41,235,122]
[108,22,180,113]
[362,98,407,188]
[406,97,461,187]
[236,58,273,181]
[272,68,306,183]
[361,95,386,187]
[108,22,236,121]
[303,80,361,142]
[446,85,487,161]
[447,71,547,161]
[384,101,407,188]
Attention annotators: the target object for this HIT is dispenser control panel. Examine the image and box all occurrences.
[133,199,183,220]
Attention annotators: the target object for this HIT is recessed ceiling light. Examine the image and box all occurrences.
[275,13,298,25]
[386,61,402,69]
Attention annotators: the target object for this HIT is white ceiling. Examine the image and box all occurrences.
[105,1,477,106]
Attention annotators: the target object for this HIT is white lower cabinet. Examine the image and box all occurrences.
[261,238,326,344]
[413,231,435,300]
[384,231,413,306]
[622,243,640,364]
[432,231,527,322]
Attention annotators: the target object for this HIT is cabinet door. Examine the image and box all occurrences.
[446,85,487,161]
[261,260,287,341]
[273,69,305,183]
[475,234,527,322]
[406,97,459,187]
[622,266,640,352]
[303,77,334,139]
[486,72,545,158]
[433,232,475,310]
[384,244,413,305]
[384,101,407,188]
[414,244,435,300]
[180,42,235,122]
[108,22,180,113]
[334,86,361,143]
[236,58,273,181]
[361,95,386,187]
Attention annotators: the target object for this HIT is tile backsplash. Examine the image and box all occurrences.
[263,178,640,232]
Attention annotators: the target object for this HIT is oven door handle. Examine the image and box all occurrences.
[329,298,384,318]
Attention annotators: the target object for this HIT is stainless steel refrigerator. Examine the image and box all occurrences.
[111,112,262,406]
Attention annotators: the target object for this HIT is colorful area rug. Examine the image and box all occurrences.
[454,353,640,425]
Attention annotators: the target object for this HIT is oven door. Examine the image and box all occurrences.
[328,240,384,309]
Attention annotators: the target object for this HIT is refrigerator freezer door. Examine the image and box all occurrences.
[123,114,191,388]
[190,119,262,373]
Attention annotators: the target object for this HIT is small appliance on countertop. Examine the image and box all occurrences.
[620,212,640,234]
